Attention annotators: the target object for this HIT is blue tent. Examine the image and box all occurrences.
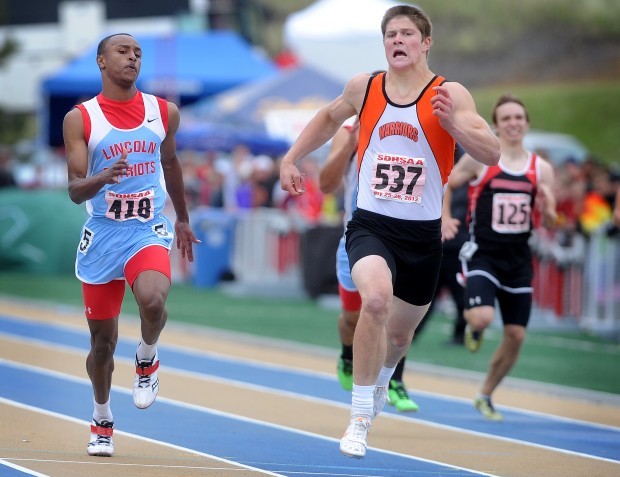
[176,64,345,155]
[175,121,290,156]
[40,31,277,147]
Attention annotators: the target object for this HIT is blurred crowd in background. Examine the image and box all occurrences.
[1,141,619,239]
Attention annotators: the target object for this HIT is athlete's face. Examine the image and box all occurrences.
[97,35,142,86]
[494,102,530,144]
[383,16,431,69]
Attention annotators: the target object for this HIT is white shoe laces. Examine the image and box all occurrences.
[346,418,370,443]
[373,386,389,417]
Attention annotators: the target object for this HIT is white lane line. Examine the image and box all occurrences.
[1,331,618,431]
[2,335,619,467]
[0,361,500,477]
[0,396,285,477]
[0,459,51,477]
[1,458,284,474]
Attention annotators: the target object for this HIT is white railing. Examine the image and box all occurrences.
[180,205,620,338]
[530,226,620,337]
[580,228,620,336]
[228,208,308,296]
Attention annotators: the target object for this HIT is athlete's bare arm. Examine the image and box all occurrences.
[280,73,368,196]
[441,185,459,241]
[319,122,359,194]
[536,158,558,229]
[448,153,483,190]
[64,107,128,204]
[160,102,200,261]
[432,83,500,167]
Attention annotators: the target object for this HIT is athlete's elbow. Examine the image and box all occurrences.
[487,149,501,166]
[68,186,85,204]
[319,180,333,194]
[69,193,85,205]
[483,141,501,166]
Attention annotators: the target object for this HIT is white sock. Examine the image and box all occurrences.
[375,365,396,388]
[93,398,112,422]
[136,340,157,361]
[351,384,374,419]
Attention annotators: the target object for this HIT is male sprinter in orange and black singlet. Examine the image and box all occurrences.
[280,5,500,458]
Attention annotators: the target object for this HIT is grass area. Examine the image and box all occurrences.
[471,80,620,163]
[422,0,620,41]
[1,271,619,395]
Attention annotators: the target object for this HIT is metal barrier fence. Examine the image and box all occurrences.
[581,228,620,336]
[225,208,308,297]
[179,206,620,338]
[231,208,304,285]
[530,227,620,338]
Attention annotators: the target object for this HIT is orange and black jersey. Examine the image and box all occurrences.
[355,72,456,221]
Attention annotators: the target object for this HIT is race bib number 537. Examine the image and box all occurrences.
[370,153,426,203]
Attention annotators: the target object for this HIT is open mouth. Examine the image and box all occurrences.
[393,50,406,58]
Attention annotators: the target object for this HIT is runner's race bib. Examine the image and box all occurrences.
[105,189,154,222]
[370,152,426,203]
[491,192,531,233]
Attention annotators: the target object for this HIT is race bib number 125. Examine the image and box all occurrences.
[491,192,531,233]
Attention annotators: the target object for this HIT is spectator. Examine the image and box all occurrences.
[251,154,278,208]
[614,187,620,228]
[580,164,613,234]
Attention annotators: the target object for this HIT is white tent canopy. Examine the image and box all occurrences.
[284,0,400,82]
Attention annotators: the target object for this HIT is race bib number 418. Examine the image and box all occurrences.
[370,153,426,203]
[105,189,154,222]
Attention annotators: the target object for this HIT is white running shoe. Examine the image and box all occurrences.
[87,419,114,457]
[373,385,389,418]
[340,416,372,458]
[133,352,160,409]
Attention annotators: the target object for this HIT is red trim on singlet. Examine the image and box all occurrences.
[76,91,169,142]
[97,91,145,129]
[156,96,169,134]
[76,104,91,143]
[466,154,540,230]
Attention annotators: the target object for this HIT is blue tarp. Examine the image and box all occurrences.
[40,31,277,147]
[176,64,345,155]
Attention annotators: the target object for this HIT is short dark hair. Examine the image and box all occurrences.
[381,5,432,39]
[492,94,530,124]
[97,33,133,56]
